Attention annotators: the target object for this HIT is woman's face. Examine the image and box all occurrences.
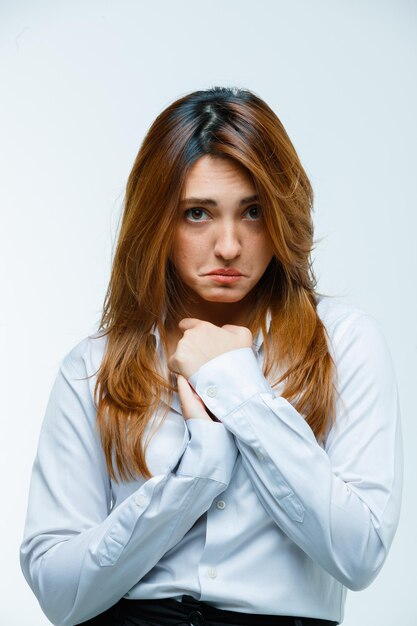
[169,155,275,321]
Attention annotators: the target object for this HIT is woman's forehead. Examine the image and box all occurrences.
[181,155,256,199]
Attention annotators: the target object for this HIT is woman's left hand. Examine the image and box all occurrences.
[167,318,253,380]
[176,374,214,421]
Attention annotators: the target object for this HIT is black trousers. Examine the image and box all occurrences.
[77,594,339,626]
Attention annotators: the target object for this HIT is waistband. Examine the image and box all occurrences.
[114,595,339,626]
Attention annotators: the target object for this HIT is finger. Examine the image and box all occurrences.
[166,355,177,373]
[177,374,200,406]
[177,374,211,421]
[221,324,241,333]
[178,318,208,331]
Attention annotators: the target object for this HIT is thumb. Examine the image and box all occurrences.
[177,374,211,421]
[221,324,242,334]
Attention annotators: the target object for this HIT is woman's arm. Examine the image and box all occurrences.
[20,345,238,626]
[188,311,403,591]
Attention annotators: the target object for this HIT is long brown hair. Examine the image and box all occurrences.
[93,87,336,483]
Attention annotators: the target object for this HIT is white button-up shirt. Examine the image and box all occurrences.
[19,296,403,626]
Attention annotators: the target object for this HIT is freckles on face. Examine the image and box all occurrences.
[171,229,216,273]
[172,231,205,264]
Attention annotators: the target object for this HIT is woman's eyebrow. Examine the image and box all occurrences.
[180,194,259,206]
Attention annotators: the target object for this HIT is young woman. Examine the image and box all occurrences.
[20,87,403,626]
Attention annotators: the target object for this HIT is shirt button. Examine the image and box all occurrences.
[256,450,265,461]
[216,500,226,510]
[207,567,218,578]
[189,610,204,626]
[135,494,147,507]
[206,386,217,397]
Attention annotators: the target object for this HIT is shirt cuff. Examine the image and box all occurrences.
[188,347,273,420]
[175,418,238,485]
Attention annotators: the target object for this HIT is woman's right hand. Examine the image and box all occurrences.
[176,374,213,422]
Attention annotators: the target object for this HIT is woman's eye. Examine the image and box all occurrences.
[245,205,262,220]
[184,208,209,222]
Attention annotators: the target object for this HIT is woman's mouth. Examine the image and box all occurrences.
[206,274,243,283]
[204,268,244,283]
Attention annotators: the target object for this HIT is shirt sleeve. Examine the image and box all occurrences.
[188,312,403,592]
[20,347,238,626]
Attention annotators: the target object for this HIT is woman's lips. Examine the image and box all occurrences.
[206,268,243,276]
[204,268,244,283]
[207,274,243,283]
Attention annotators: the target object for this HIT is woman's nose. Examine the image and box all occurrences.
[213,223,242,259]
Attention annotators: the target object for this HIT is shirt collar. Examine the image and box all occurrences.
[151,308,272,355]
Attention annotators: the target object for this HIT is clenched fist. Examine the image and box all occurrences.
[167,318,253,380]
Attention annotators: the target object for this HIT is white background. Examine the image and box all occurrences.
[1,1,416,624]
